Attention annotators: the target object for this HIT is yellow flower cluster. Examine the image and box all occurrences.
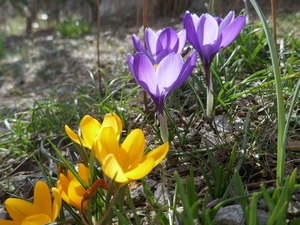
[1,113,168,223]
[0,181,61,225]
[65,113,169,188]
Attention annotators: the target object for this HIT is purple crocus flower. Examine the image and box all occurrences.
[132,27,187,64]
[183,11,246,116]
[128,51,196,114]
[184,11,245,69]
[128,51,197,141]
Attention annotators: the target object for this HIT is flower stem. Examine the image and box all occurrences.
[206,67,213,117]
[159,113,169,142]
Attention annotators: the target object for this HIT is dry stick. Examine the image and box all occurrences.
[271,0,277,53]
[136,0,140,28]
[143,0,149,115]
[96,0,103,95]
[172,0,178,18]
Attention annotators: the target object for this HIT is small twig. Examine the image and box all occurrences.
[96,0,103,95]
[143,0,149,115]
[271,0,277,53]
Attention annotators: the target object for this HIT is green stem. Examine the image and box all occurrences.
[249,0,285,187]
[159,113,169,142]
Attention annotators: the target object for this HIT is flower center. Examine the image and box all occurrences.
[153,64,158,69]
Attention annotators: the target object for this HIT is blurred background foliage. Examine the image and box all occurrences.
[0,0,299,36]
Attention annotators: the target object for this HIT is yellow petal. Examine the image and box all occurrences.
[78,163,89,185]
[80,115,102,149]
[0,221,21,225]
[93,137,104,165]
[67,169,75,181]
[51,187,62,221]
[64,125,88,148]
[125,157,154,180]
[101,114,122,138]
[68,178,86,210]
[21,214,51,225]
[57,174,70,196]
[95,126,127,166]
[102,154,129,184]
[5,199,34,221]
[142,142,169,167]
[33,181,51,217]
[121,129,145,171]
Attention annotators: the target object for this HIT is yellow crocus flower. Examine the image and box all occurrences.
[56,163,89,211]
[0,181,61,225]
[94,126,169,188]
[65,114,122,150]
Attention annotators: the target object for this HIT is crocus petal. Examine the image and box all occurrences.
[51,188,62,221]
[145,28,160,57]
[183,12,202,53]
[56,175,71,202]
[22,214,51,225]
[125,157,154,180]
[219,15,246,49]
[214,17,222,25]
[167,50,197,92]
[132,34,148,55]
[5,199,34,221]
[80,115,102,149]
[158,27,180,53]
[101,114,123,139]
[78,163,89,185]
[200,14,219,45]
[65,125,87,148]
[33,181,51,217]
[68,179,86,210]
[157,53,184,96]
[132,52,157,95]
[102,154,129,184]
[177,29,187,53]
[142,142,169,167]
[96,126,128,168]
[0,221,21,225]
[121,129,145,171]
[127,54,135,77]
[218,11,235,34]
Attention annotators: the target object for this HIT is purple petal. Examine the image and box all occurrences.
[219,15,245,49]
[168,50,197,92]
[183,12,202,53]
[156,53,184,95]
[158,27,180,53]
[155,49,173,64]
[199,14,219,46]
[209,36,223,60]
[218,11,235,34]
[132,53,157,95]
[214,17,222,25]
[177,29,187,53]
[127,54,135,77]
[195,14,218,65]
[145,28,160,58]
[132,34,147,55]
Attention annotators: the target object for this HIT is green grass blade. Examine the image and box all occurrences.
[233,170,249,222]
[249,0,285,187]
[249,193,258,225]
[174,171,194,223]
